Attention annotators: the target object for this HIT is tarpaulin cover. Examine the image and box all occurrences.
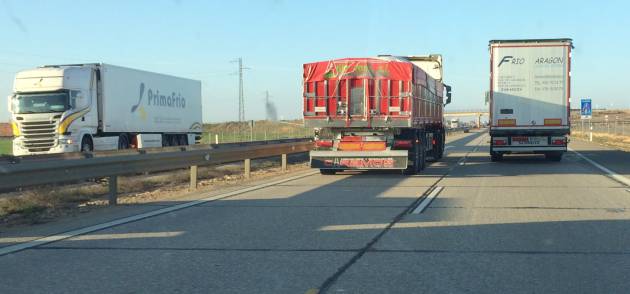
[303,58,412,83]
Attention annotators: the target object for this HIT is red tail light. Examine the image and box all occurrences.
[493,138,507,146]
[316,140,333,148]
[551,137,566,145]
[393,140,413,149]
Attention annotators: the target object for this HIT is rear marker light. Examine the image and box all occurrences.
[393,140,413,149]
[316,140,333,148]
[551,137,566,145]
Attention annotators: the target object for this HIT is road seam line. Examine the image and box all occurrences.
[569,147,630,187]
[411,186,443,214]
[315,133,487,293]
[0,170,319,257]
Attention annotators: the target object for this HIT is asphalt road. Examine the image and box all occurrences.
[1,130,629,293]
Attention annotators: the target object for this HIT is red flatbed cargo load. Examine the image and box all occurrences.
[303,55,451,174]
[303,57,444,128]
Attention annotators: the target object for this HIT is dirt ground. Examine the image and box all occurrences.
[571,131,630,151]
[0,154,309,227]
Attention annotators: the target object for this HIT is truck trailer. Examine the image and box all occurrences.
[8,63,202,156]
[303,55,451,174]
[488,39,573,161]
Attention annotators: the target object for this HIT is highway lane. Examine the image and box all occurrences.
[1,131,629,293]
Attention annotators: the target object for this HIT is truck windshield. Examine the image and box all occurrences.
[13,92,69,114]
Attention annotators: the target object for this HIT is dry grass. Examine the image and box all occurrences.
[572,131,630,151]
[0,158,308,226]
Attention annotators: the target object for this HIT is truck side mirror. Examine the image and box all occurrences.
[445,85,452,105]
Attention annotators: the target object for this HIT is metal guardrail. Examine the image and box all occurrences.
[0,138,311,164]
[0,139,313,204]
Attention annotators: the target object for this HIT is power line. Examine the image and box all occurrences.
[230,57,250,122]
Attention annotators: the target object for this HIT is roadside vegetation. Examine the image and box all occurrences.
[0,138,11,155]
[0,156,308,226]
[202,120,312,143]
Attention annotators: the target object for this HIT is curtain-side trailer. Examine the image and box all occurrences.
[303,55,451,174]
[489,39,573,161]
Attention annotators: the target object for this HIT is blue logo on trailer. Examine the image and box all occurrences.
[581,99,592,119]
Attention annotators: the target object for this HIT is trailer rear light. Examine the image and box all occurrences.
[493,138,508,145]
[551,137,566,145]
[315,140,333,148]
[338,141,361,150]
[340,136,363,142]
[544,118,562,126]
[497,119,516,127]
[361,141,386,151]
[393,140,413,149]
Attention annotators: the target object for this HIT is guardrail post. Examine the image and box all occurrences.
[190,165,198,190]
[281,154,287,172]
[244,158,251,179]
[108,175,118,205]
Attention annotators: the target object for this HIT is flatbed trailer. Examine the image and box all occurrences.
[303,55,451,174]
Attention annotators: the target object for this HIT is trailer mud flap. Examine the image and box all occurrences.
[310,150,408,169]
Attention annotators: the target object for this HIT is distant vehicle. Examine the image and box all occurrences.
[449,118,460,129]
[488,39,573,161]
[304,55,452,174]
[9,63,202,156]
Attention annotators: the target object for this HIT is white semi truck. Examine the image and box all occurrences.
[488,39,573,161]
[9,63,202,156]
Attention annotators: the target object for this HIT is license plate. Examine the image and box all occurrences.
[325,158,395,168]
[511,136,546,145]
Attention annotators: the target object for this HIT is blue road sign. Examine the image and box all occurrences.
[581,99,592,119]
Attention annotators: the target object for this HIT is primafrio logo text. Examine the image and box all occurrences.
[131,82,186,113]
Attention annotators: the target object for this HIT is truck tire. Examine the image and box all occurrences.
[118,134,130,150]
[178,135,188,146]
[432,130,444,160]
[418,133,426,170]
[320,169,336,175]
[490,152,503,162]
[433,131,444,160]
[80,136,93,152]
[545,152,563,161]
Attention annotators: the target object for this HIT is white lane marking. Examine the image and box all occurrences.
[0,231,184,244]
[0,170,319,256]
[569,148,630,187]
[411,186,444,214]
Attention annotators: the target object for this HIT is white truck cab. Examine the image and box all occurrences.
[10,66,97,155]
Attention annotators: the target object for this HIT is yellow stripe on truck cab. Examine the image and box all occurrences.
[58,108,90,134]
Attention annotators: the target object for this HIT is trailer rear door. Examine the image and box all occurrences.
[490,40,572,130]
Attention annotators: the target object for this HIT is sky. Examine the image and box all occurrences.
[1,0,629,122]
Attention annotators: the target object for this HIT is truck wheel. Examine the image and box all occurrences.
[320,169,336,175]
[178,135,188,146]
[490,152,503,162]
[405,132,426,174]
[418,133,426,170]
[80,136,93,152]
[545,152,563,161]
[118,134,130,150]
[405,146,420,175]
[435,131,445,160]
